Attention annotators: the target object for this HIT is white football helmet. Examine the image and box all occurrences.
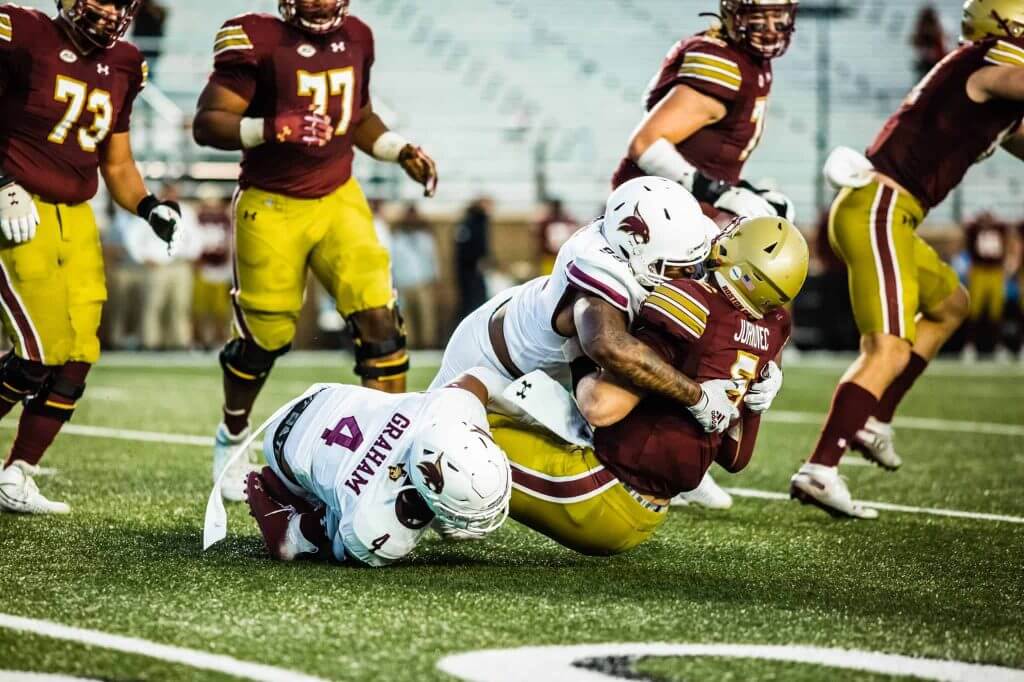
[408,420,512,538]
[601,176,716,288]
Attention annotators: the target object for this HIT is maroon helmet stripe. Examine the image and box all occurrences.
[567,263,629,310]
[510,463,617,501]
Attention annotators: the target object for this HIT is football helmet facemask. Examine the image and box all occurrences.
[56,0,140,49]
[710,216,808,318]
[407,419,512,538]
[720,0,799,59]
[602,176,717,289]
[961,0,1024,41]
[279,0,349,34]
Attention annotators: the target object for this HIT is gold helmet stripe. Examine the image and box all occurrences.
[986,41,1024,67]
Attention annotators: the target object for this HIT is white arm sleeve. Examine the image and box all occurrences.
[635,138,698,191]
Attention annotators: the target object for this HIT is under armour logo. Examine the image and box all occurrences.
[515,381,532,400]
[243,210,257,221]
[331,41,346,53]
[97,64,110,76]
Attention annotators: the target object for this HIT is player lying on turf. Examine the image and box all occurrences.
[430,177,740,509]
[203,368,512,566]
[0,0,180,514]
[489,217,807,555]
[790,0,1024,518]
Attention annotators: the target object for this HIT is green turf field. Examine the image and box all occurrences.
[0,354,1022,681]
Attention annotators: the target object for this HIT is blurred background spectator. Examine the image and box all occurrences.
[455,196,492,321]
[910,4,948,80]
[391,204,440,349]
[534,198,577,275]
[133,0,168,83]
[192,184,233,350]
[963,212,1012,357]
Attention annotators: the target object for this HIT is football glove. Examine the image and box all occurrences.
[0,177,40,244]
[688,379,742,434]
[744,360,782,414]
[713,186,776,219]
[398,144,438,197]
[137,194,181,255]
[759,189,797,223]
[267,106,333,147]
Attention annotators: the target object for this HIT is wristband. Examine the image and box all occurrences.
[136,194,159,219]
[635,137,697,190]
[239,117,266,149]
[371,131,409,162]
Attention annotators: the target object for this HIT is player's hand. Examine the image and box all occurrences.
[398,144,438,197]
[758,189,797,223]
[267,106,333,147]
[688,379,741,434]
[744,361,782,414]
[0,179,40,244]
[137,195,181,255]
[713,186,776,219]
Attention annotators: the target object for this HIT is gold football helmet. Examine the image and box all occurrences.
[962,0,1024,41]
[720,0,800,59]
[710,216,808,318]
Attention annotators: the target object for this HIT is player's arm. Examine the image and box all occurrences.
[715,408,762,473]
[99,133,180,248]
[446,367,512,408]
[968,64,1024,103]
[575,368,643,427]
[351,101,438,197]
[1001,122,1024,161]
[192,82,252,150]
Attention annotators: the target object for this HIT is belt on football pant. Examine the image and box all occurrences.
[620,481,668,514]
[270,388,326,488]
[488,298,524,380]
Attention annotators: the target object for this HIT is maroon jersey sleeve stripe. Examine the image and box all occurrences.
[0,259,42,361]
[566,263,629,311]
[869,185,904,338]
[510,461,618,502]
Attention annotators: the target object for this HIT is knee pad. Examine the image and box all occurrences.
[0,353,51,406]
[348,307,409,381]
[220,338,290,383]
[26,364,88,422]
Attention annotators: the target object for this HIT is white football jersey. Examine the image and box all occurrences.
[264,384,489,567]
[502,220,648,381]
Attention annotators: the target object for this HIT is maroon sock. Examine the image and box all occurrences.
[6,362,90,468]
[875,352,927,423]
[222,372,268,436]
[6,410,64,468]
[809,382,879,467]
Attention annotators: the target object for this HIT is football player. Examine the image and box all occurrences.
[612,0,799,221]
[791,0,1024,518]
[430,177,742,448]
[0,0,179,514]
[204,367,512,566]
[193,0,438,501]
[490,217,808,555]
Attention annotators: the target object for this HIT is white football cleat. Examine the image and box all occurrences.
[789,463,878,519]
[853,417,902,471]
[0,460,70,514]
[671,472,733,509]
[213,423,258,502]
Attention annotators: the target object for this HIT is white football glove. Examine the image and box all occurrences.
[687,379,742,434]
[713,186,776,219]
[759,189,797,223]
[0,179,40,244]
[744,361,782,414]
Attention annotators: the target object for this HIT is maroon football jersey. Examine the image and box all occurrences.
[0,5,146,205]
[593,278,790,498]
[964,216,1009,266]
[612,33,773,188]
[208,13,375,199]
[867,37,1024,211]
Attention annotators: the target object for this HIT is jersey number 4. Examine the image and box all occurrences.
[297,67,354,136]
[47,76,113,153]
[321,415,364,451]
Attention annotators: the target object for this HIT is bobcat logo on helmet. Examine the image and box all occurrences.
[618,205,651,246]
[415,452,445,494]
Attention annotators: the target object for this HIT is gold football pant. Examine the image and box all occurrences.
[489,416,667,556]
[829,181,959,343]
[0,198,105,365]
[230,178,394,351]
[967,265,1005,323]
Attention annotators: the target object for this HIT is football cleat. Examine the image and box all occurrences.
[789,463,878,519]
[671,472,734,509]
[245,470,319,561]
[213,423,258,502]
[0,460,70,514]
[852,417,903,471]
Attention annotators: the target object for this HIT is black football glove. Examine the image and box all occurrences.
[137,194,181,253]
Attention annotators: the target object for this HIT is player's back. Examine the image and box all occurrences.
[502,220,646,380]
[867,37,1024,210]
[209,12,376,198]
[593,278,790,498]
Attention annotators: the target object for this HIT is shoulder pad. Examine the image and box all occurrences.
[566,252,638,315]
[213,14,271,60]
[640,279,711,341]
[984,38,1024,68]
[0,5,46,46]
[676,37,743,96]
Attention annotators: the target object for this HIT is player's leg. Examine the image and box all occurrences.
[792,184,923,518]
[489,416,667,555]
[0,201,104,514]
[311,179,408,392]
[428,290,514,390]
[215,188,310,501]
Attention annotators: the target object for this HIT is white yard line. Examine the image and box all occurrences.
[768,411,1024,437]
[0,614,326,682]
